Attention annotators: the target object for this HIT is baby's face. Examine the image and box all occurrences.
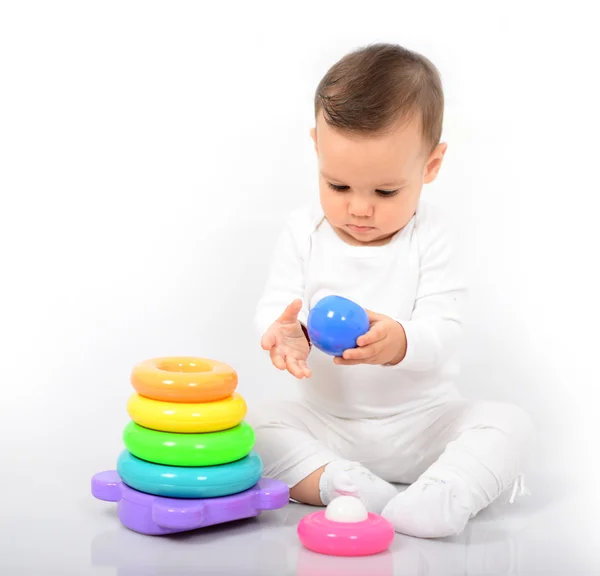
[311,111,446,246]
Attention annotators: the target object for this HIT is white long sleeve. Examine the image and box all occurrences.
[254,200,465,418]
[254,206,322,337]
[391,206,464,372]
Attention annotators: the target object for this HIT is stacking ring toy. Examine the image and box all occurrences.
[126,392,247,433]
[117,450,263,498]
[298,496,394,556]
[92,471,289,535]
[131,356,237,403]
[123,421,254,467]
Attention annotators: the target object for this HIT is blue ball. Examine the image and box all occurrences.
[307,295,369,356]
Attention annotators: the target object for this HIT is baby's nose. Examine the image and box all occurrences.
[349,198,373,217]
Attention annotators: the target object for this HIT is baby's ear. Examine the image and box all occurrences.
[423,142,448,184]
[310,127,318,151]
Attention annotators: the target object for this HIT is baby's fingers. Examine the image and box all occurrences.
[286,357,308,379]
[364,308,386,322]
[356,324,386,347]
[270,348,287,371]
[342,342,382,360]
[261,331,276,351]
[298,360,312,379]
[334,356,376,366]
[278,299,303,325]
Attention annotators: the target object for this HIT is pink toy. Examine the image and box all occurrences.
[297,496,394,556]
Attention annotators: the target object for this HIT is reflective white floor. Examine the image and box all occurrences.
[2,470,598,576]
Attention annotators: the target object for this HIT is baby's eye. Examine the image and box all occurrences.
[327,182,350,192]
[375,188,400,197]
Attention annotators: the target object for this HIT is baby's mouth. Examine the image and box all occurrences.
[347,224,375,233]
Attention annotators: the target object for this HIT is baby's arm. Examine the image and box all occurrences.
[392,205,465,371]
[254,215,309,337]
[338,204,466,370]
[254,212,313,378]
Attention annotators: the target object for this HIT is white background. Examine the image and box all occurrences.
[1,0,599,511]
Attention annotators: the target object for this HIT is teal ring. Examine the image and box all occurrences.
[117,450,263,499]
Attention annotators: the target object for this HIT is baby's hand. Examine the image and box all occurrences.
[261,299,312,379]
[334,309,407,367]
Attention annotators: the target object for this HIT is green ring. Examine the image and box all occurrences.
[123,421,255,467]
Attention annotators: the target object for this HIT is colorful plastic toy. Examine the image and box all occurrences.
[298,496,394,556]
[130,356,238,403]
[92,471,289,535]
[92,356,290,534]
[122,421,255,466]
[126,392,247,433]
[117,449,264,499]
[307,295,370,356]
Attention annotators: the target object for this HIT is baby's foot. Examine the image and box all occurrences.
[381,475,473,538]
[319,460,398,514]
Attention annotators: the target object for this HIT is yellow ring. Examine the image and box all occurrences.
[126,392,247,433]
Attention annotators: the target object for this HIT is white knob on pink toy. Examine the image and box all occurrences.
[324,496,368,523]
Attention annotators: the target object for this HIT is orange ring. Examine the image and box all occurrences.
[130,357,237,403]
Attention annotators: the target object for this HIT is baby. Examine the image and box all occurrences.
[250,43,535,538]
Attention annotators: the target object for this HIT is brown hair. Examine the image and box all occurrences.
[314,43,444,153]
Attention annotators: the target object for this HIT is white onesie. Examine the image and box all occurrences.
[250,199,533,520]
[254,198,465,418]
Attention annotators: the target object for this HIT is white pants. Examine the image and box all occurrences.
[248,397,535,514]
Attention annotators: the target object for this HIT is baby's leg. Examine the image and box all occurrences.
[382,400,535,538]
[248,400,397,512]
[248,400,337,505]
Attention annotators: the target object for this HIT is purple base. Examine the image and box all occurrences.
[92,470,289,535]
